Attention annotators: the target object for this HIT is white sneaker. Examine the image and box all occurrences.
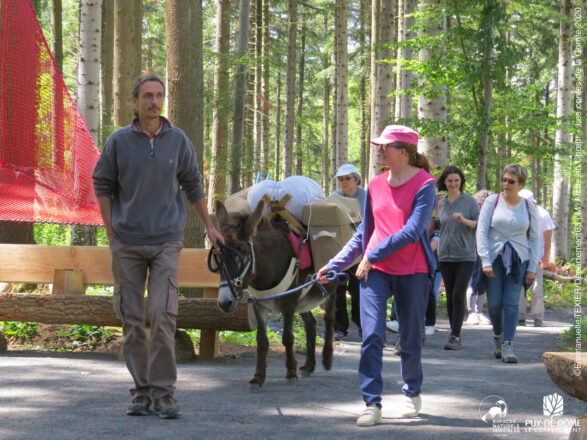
[425,326,435,336]
[356,405,382,427]
[386,320,399,333]
[465,313,480,325]
[478,313,491,325]
[398,395,421,418]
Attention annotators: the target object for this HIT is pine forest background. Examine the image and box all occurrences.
[15,0,587,270]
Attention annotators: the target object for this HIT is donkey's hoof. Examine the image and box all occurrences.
[286,376,299,385]
[248,382,262,393]
[322,358,333,371]
[300,367,313,378]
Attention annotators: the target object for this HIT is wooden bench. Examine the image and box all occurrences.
[0,244,256,359]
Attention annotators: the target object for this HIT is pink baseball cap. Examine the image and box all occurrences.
[370,125,419,147]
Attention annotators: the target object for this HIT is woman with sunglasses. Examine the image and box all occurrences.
[476,164,540,363]
[317,125,436,426]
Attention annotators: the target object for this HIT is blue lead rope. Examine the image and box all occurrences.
[247,270,348,303]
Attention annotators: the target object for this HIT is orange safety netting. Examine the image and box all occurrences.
[0,0,103,225]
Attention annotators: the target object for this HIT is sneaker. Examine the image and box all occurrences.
[465,313,479,325]
[126,395,151,416]
[493,335,502,359]
[534,319,543,327]
[356,405,382,427]
[386,320,399,333]
[444,336,461,350]
[425,326,435,336]
[334,330,347,341]
[502,341,518,363]
[517,319,526,326]
[477,313,491,325]
[153,394,182,419]
[398,395,421,418]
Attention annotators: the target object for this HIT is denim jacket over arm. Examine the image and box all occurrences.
[326,180,437,277]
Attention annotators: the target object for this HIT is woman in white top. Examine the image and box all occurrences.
[476,164,540,363]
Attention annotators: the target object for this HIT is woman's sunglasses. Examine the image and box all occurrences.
[502,178,517,185]
[338,176,353,182]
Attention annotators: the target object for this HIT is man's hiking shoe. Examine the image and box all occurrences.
[356,405,382,427]
[153,394,182,419]
[126,395,151,416]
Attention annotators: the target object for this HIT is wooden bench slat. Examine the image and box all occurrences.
[0,244,219,287]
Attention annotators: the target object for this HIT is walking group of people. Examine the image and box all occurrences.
[93,74,550,426]
[319,126,549,427]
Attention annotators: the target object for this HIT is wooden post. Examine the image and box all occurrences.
[52,269,86,295]
[199,287,220,359]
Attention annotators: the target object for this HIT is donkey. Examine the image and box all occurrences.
[213,199,337,392]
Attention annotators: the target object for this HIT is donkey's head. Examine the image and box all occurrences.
[214,199,265,312]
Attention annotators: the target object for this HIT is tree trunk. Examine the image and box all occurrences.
[552,0,572,261]
[78,0,102,146]
[359,0,369,180]
[321,15,330,193]
[331,64,338,193]
[229,0,251,193]
[207,0,232,209]
[370,0,394,180]
[253,0,262,176]
[335,0,348,169]
[475,0,495,190]
[165,0,206,270]
[368,0,380,181]
[282,0,297,179]
[51,0,63,73]
[274,72,282,181]
[394,0,415,120]
[260,0,270,177]
[113,0,142,127]
[294,13,306,176]
[100,0,114,146]
[0,294,255,332]
[417,0,447,171]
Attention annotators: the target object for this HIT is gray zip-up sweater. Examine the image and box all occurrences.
[92,118,205,244]
[437,193,480,262]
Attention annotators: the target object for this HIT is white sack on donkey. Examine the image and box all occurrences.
[246,176,325,223]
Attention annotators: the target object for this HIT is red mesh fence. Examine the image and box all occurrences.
[0,0,103,225]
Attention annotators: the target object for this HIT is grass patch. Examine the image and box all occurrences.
[557,316,587,352]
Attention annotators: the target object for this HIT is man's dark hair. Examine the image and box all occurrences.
[132,74,165,99]
[436,165,466,192]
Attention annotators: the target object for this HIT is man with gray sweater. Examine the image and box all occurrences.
[92,75,223,419]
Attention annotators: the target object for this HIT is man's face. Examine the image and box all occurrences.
[132,81,164,121]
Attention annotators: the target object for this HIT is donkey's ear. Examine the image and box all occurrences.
[243,199,265,238]
[215,200,229,228]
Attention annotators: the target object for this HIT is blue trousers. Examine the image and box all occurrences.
[359,270,429,405]
[485,255,528,343]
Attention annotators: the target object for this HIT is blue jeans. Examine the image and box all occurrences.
[485,255,528,343]
[359,270,429,405]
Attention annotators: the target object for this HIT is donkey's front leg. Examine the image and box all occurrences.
[299,311,316,377]
[321,289,336,371]
[249,306,269,392]
[281,310,298,384]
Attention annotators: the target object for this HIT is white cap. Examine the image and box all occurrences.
[335,164,359,178]
[519,189,536,202]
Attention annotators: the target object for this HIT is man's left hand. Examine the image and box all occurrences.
[206,225,224,253]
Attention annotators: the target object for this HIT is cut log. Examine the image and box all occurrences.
[543,352,587,402]
[0,293,256,332]
[543,270,586,284]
